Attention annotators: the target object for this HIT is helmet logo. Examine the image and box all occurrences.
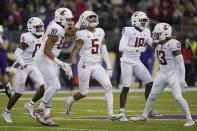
[28,19,33,24]
[134,12,138,17]
[60,10,66,16]
[163,25,168,30]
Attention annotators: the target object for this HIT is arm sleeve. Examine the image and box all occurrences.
[119,32,138,53]
[14,48,25,66]
[75,31,84,40]
[174,54,185,81]
[101,45,112,69]
[170,40,181,52]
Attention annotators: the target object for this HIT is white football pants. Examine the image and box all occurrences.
[121,61,153,87]
[78,63,114,115]
[15,65,44,94]
[143,71,192,121]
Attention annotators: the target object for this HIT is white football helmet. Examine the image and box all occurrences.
[131,11,149,30]
[153,23,172,43]
[81,11,99,28]
[54,8,73,28]
[27,17,44,36]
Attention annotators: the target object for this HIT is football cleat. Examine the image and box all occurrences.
[34,109,44,124]
[2,111,13,123]
[130,116,148,122]
[107,114,123,121]
[119,115,129,122]
[24,103,35,119]
[42,116,59,126]
[148,109,161,117]
[184,120,195,127]
[66,99,72,116]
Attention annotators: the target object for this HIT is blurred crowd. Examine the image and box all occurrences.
[0,0,197,31]
[0,0,197,89]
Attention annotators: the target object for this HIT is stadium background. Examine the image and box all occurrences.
[0,0,197,90]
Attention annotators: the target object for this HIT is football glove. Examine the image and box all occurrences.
[60,62,73,79]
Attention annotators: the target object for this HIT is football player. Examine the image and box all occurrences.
[2,17,45,123]
[33,8,81,126]
[66,10,120,121]
[130,23,195,127]
[118,11,160,122]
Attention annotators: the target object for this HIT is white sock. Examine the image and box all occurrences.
[120,108,125,115]
[38,100,47,110]
[177,97,192,121]
[5,108,10,113]
[68,96,75,104]
[143,96,157,118]
[38,87,57,109]
[105,85,113,116]
[44,107,51,117]
[44,98,52,116]
[28,100,35,107]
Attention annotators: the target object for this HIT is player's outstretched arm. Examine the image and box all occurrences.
[14,42,29,67]
[69,39,84,65]
[65,15,83,37]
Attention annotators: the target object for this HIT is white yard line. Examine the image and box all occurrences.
[19,88,197,94]
[0,125,106,131]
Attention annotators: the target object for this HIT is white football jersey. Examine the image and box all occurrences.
[155,39,182,72]
[37,21,65,63]
[75,28,105,64]
[120,27,152,63]
[19,32,42,65]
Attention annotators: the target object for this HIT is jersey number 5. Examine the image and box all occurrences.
[156,50,167,65]
[32,44,41,57]
[91,39,99,54]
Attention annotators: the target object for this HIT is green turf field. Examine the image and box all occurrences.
[0,89,197,131]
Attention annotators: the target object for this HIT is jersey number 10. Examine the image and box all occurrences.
[134,37,145,47]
